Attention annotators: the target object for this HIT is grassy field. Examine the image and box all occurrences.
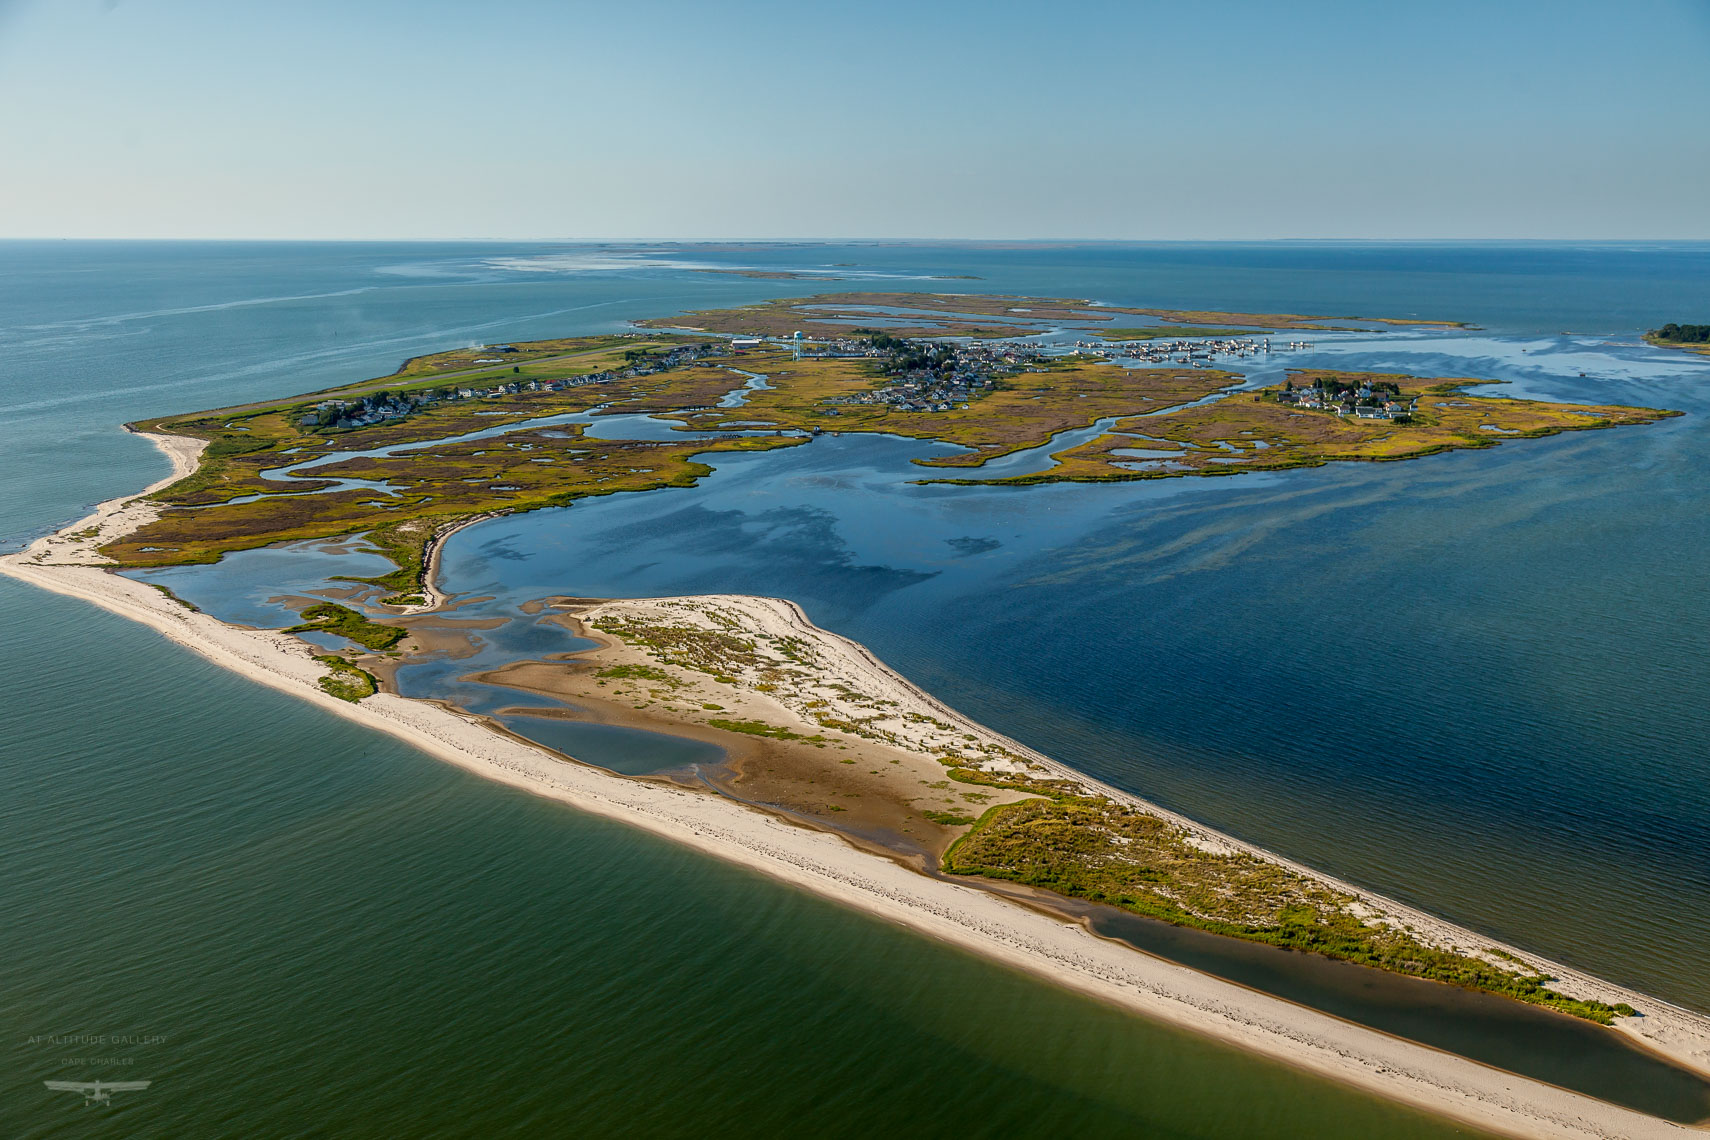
[662,348,1240,467]
[111,336,809,585]
[930,371,1678,486]
[313,654,379,702]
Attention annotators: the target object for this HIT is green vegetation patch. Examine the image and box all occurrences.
[926,372,1677,489]
[943,796,1633,1024]
[286,603,407,651]
[706,718,812,741]
[596,663,681,687]
[106,333,801,580]
[314,655,377,702]
[124,318,1621,588]
[946,765,1082,800]
[591,620,761,676]
[341,517,443,594]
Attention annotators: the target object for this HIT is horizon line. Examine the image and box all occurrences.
[3,236,1709,246]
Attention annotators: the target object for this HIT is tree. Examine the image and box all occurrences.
[1654,323,1710,344]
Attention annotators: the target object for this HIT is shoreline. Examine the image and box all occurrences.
[405,511,505,612]
[6,431,1710,1139]
[13,426,207,565]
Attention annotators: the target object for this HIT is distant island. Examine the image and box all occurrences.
[634,290,1470,340]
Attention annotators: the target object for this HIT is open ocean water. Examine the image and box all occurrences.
[4,240,1709,1137]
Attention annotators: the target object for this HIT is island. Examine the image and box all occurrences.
[6,294,1707,1140]
[88,294,1673,601]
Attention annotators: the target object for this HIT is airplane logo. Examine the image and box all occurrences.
[44,1079,151,1106]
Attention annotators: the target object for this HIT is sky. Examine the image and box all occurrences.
[1,0,1707,240]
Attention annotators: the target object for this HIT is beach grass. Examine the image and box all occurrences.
[578,593,1642,1026]
[596,663,682,686]
[312,654,378,702]
[705,717,817,742]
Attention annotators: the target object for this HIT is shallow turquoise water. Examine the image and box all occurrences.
[6,240,1709,1135]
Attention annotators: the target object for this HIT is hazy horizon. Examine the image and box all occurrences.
[2,0,1707,241]
[7,237,1710,247]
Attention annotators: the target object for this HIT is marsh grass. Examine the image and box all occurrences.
[944,795,1634,1024]
[286,603,406,652]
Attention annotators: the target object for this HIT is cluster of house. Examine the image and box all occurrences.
[1065,336,1277,366]
[820,340,1042,414]
[831,374,995,414]
[298,341,722,431]
[1274,378,1413,421]
[795,336,885,359]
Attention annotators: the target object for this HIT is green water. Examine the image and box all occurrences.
[0,585,1487,1138]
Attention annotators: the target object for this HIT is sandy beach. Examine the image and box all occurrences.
[14,428,208,566]
[6,430,1710,1140]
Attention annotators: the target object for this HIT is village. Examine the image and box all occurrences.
[818,335,1044,414]
[817,332,1296,415]
[1068,334,1289,365]
[1273,374,1415,420]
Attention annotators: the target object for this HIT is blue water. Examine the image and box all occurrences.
[5,239,1710,1136]
[426,367,1710,1011]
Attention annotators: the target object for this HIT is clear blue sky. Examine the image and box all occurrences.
[2,0,1706,240]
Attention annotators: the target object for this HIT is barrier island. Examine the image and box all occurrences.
[8,294,1710,1138]
[81,292,1681,1019]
